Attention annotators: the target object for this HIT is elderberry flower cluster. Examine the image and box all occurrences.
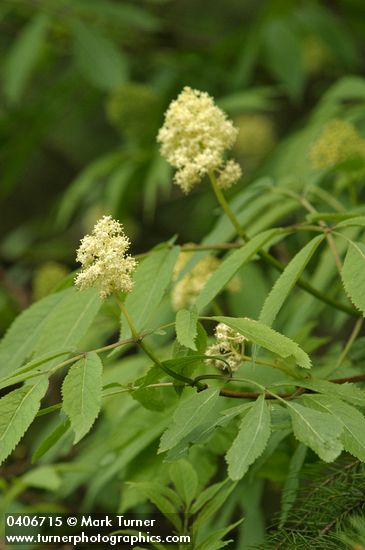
[172,250,219,311]
[157,86,241,193]
[310,119,365,171]
[75,216,137,299]
[205,323,246,372]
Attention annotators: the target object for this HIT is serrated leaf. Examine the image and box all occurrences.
[0,291,67,377]
[3,13,50,102]
[169,459,198,508]
[226,395,271,480]
[62,353,103,444]
[303,395,365,462]
[34,289,101,357]
[159,388,220,453]
[72,21,127,90]
[280,443,307,527]
[0,350,70,391]
[296,379,365,407]
[196,229,278,311]
[259,235,324,327]
[288,402,343,462]
[212,316,311,369]
[175,308,198,351]
[0,376,48,465]
[0,288,101,378]
[341,241,365,316]
[120,246,180,339]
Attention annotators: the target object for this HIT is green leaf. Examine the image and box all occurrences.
[280,443,307,527]
[22,466,61,491]
[169,459,198,508]
[195,481,237,530]
[32,420,70,463]
[120,246,180,339]
[196,229,277,311]
[301,4,358,66]
[336,215,365,229]
[259,235,324,327]
[303,395,365,462]
[127,482,182,531]
[226,395,271,480]
[341,241,365,316]
[3,13,50,102]
[34,288,101,358]
[0,376,48,465]
[0,288,101,378]
[191,479,230,514]
[175,307,198,351]
[72,21,128,90]
[62,353,103,444]
[57,152,123,228]
[159,388,220,453]
[194,520,243,550]
[0,350,70,391]
[288,402,343,462]
[262,18,304,100]
[296,379,365,407]
[212,316,311,369]
[0,291,67,378]
[72,0,160,30]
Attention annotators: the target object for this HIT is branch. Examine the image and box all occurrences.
[219,373,365,400]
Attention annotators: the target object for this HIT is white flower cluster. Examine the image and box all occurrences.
[310,119,365,171]
[157,86,241,193]
[75,216,137,299]
[205,322,246,372]
[216,159,243,190]
[172,250,219,310]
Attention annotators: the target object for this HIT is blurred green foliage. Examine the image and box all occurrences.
[1,1,365,548]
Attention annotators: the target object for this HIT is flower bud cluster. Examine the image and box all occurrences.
[310,119,365,171]
[205,323,246,372]
[172,250,219,311]
[75,216,137,299]
[157,86,241,193]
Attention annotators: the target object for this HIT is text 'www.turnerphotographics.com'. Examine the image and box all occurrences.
[5,514,192,547]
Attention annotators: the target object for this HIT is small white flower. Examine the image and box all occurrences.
[205,323,246,372]
[217,160,242,189]
[215,323,246,346]
[75,216,137,299]
[157,86,240,193]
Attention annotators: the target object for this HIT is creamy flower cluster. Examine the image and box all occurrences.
[205,323,246,372]
[157,86,241,193]
[75,216,137,299]
[172,250,219,310]
[310,119,365,171]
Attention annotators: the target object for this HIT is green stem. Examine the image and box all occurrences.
[208,172,360,317]
[115,294,200,387]
[209,171,248,240]
[333,317,363,371]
